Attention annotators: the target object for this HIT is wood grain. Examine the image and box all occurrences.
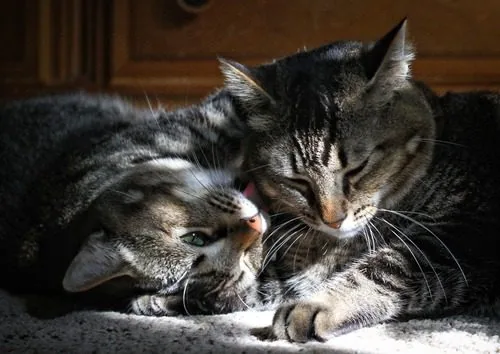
[2,0,500,105]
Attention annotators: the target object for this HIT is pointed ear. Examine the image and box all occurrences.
[364,18,414,90]
[218,57,275,109]
[62,231,132,292]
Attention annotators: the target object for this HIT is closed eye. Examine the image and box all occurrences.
[285,176,311,192]
[284,176,316,204]
[345,158,369,179]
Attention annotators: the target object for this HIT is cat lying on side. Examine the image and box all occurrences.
[0,92,267,316]
[216,19,500,342]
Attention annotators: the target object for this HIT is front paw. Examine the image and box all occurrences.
[129,294,181,316]
[272,301,336,343]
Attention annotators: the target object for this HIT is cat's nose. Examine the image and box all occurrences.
[236,213,267,251]
[243,213,265,234]
[320,197,347,229]
[326,217,346,229]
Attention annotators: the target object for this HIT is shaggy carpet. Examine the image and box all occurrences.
[0,289,499,353]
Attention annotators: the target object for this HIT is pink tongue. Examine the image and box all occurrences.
[243,182,269,212]
[243,182,256,198]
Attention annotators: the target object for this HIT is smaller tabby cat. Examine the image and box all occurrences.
[218,19,500,342]
[0,91,267,316]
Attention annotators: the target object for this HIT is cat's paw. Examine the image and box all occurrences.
[129,294,181,316]
[272,301,336,343]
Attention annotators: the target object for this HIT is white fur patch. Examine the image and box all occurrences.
[148,157,194,170]
[181,169,235,191]
[237,195,259,220]
[318,214,362,239]
[154,134,192,153]
[203,104,226,127]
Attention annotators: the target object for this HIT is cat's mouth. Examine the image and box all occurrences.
[317,222,361,239]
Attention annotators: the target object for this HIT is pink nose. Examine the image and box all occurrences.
[326,217,346,229]
[243,214,264,234]
[235,213,265,251]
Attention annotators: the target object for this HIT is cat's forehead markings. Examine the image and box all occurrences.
[292,130,342,170]
[326,143,343,171]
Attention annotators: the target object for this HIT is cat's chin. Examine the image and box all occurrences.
[316,223,361,239]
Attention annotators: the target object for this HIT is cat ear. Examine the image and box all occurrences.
[218,57,275,110]
[365,18,414,89]
[62,231,132,292]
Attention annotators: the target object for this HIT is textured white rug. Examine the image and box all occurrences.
[0,289,499,354]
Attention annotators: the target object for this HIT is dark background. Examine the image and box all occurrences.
[2,0,500,107]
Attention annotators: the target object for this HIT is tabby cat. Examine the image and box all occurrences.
[0,91,268,315]
[218,19,500,342]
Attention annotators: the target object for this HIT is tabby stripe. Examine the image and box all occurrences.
[343,272,360,287]
[181,118,220,145]
[290,153,300,174]
[360,255,410,292]
[369,270,407,293]
[337,145,348,169]
[208,200,236,214]
[321,133,333,166]
[212,194,238,209]
[192,270,217,279]
[291,134,306,166]
[131,155,161,165]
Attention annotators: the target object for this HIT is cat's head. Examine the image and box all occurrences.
[62,161,268,314]
[221,19,436,239]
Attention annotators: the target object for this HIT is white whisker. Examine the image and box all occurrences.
[376,216,435,300]
[235,290,251,310]
[378,208,468,286]
[182,277,192,316]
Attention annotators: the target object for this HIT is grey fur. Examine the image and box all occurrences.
[0,91,267,316]
[221,19,500,342]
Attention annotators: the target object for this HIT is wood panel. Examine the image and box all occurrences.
[0,0,107,101]
[110,0,500,104]
[2,1,500,104]
[0,1,39,86]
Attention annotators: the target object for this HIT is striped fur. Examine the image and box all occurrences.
[0,90,268,316]
[222,20,500,341]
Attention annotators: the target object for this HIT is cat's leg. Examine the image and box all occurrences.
[270,246,466,342]
[129,294,183,316]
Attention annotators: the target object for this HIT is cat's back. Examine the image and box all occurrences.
[0,92,142,151]
[0,92,148,235]
[437,90,500,157]
[0,92,143,179]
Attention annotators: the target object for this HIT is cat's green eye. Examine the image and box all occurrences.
[180,231,210,247]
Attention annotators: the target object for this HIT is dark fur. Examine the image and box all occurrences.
[220,20,500,342]
[0,91,268,316]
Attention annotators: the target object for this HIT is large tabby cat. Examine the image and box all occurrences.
[218,19,500,342]
[0,91,268,316]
